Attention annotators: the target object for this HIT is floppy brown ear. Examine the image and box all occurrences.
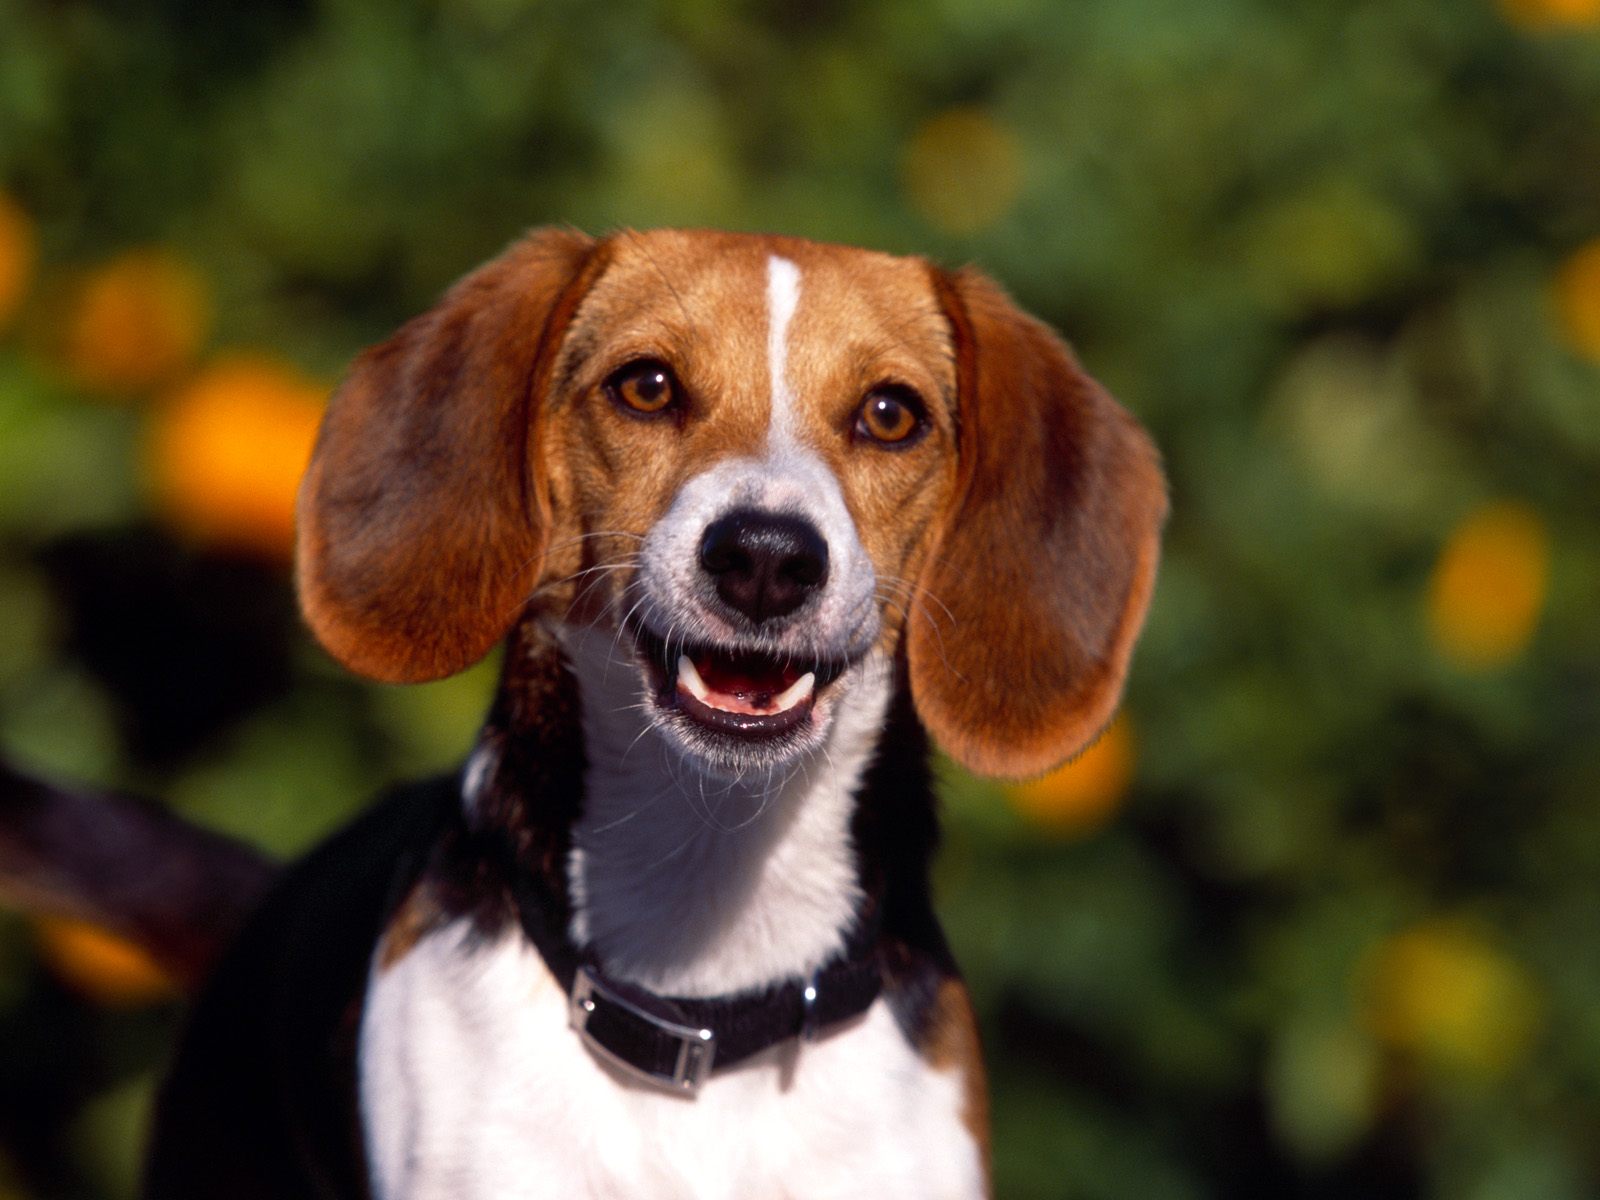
[909,267,1167,780]
[296,227,606,683]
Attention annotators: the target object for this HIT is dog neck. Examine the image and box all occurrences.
[465,621,892,1000]
[560,625,889,998]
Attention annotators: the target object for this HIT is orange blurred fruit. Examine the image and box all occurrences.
[1006,716,1135,837]
[147,353,326,560]
[35,915,174,1007]
[1499,0,1600,28]
[902,108,1025,236]
[0,192,36,330]
[1360,919,1541,1078]
[1552,237,1600,361]
[1426,501,1550,669]
[64,248,210,393]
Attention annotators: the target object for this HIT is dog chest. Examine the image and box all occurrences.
[359,919,986,1200]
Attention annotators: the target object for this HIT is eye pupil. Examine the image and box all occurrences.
[607,360,678,415]
[857,387,923,446]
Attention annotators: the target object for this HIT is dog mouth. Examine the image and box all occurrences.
[632,626,853,742]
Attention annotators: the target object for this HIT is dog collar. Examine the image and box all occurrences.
[509,873,883,1094]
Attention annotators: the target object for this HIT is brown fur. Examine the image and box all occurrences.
[375,879,449,971]
[537,230,960,651]
[296,227,1165,778]
[296,227,607,683]
[920,977,993,1192]
[277,229,1166,1199]
[909,267,1168,779]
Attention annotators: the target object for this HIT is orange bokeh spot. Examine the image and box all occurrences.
[1360,919,1541,1078]
[1426,501,1550,669]
[35,915,174,1007]
[147,353,326,560]
[1006,716,1135,837]
[1499,0,1600,28]
[902,108,1025,236]
[0,192,36,330]
[1552,237,1600,361]
[64,248,210,393]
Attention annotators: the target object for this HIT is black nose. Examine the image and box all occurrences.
[699,510,829,625]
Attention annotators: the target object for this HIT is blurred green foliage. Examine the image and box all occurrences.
[2,0,1600,1196]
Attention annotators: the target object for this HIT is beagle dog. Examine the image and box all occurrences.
[143,228,1165,1200]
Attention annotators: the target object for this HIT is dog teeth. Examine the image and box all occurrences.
[771,672,816,712]
[676,656,816,715]
[677,655,712,703]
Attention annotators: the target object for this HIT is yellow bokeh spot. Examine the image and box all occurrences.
[1552,237,1600,361]
[1360,919,1541,1078]
[147,353,327,560]
[64,248,211,393]
[1006,716,1134,837]
[1426,500,1550,669]
[34,915,174,1007]
[0,192,36,330]
[1499,0,1600,29]
[902,108,1024,236]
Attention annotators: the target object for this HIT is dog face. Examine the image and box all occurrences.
[297,228,1166,779]
[537,232,959,772]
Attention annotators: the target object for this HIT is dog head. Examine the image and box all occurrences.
[297,227,1166,780]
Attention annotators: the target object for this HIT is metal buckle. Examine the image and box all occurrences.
[569,967,716,1094]
[799,971,822,1042]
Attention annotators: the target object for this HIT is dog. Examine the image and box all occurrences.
[10,227,1166,1199]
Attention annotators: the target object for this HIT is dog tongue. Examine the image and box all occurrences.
[694,650,801,708]
[677,650,818,717]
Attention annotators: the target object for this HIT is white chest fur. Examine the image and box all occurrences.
[358,636,983,1197]
[561,632,890,998]
[359,921,985,1200]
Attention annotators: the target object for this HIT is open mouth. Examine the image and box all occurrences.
[632,626,851,741]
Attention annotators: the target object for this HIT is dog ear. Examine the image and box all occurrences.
[909,267,1167,780]
[297,227,606,683]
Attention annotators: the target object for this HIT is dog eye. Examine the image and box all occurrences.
[605,359,679,416]
[854,385,926,447]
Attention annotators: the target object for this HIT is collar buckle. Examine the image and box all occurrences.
[569,966,717,1094]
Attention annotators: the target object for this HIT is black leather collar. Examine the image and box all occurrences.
[509,869,883,1094]
[465,632,886,1095]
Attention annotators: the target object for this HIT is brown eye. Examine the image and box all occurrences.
[605,359,679,416]
[855,386,926,447]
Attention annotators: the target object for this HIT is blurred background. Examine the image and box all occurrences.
[0,0,1598,1195]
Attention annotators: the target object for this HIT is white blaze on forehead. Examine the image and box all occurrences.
[766,255,802,448]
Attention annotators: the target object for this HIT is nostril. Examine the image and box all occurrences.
[698,529,749,578]
[778,543,827,588]
[698,510,829,624]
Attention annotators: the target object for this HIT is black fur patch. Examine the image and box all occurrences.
[144,623,959,1197]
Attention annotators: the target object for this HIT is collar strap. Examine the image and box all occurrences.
[511,875,882,1094]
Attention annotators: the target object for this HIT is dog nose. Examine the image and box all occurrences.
[699,510,829,625]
